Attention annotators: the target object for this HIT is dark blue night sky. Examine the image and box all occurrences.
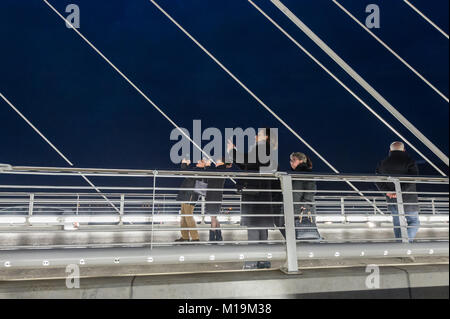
[0,0,448,175]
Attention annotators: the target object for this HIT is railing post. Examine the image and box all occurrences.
[151,170,158,250]
[76,194,80,215]
[27,193,34,226]
[340,197,346,223]
[119,194,125,226]
[200,195,206,225]
[391,178,409,243]
[278,173,300,274]
[431,198,436,215]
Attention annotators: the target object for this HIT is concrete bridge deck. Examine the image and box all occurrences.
[0,223,447,248]
[0,224,447,298]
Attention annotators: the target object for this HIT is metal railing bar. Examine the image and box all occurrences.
[5,166,449,182]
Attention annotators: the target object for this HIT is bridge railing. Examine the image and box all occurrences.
[0,165,448,272]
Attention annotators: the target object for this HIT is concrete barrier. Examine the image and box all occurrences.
[0,264,447,299]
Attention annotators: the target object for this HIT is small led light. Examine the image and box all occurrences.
[179,256,185,262]
[4,261,11,268]
[360,251,365,257]
[42,260,49,266]
[209,255,215,261]
[367,222,376,228]
[267,253,273,259]
[406,250,412,255]
[114,258,120,264]
[334,252,340,257]
[384,250,389,256]
[308,252,314,258]
[239,254,245,260]
[429,249,434,255]
[147,257,154,263]
[79,259,85,265]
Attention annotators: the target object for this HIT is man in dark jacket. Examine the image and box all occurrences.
[375,142,420,242]
[227,128,278,269]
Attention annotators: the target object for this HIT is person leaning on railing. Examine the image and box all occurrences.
[175,159,205,242]
[289,152,321,241]
[205,157,233,242]
[375,141,420,242]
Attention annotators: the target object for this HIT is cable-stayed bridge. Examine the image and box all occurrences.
[0,1,448,298]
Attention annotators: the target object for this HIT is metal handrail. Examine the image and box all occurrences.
[4,164,450,182]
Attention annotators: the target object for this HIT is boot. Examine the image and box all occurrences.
[257,261,272,269]
[215,230,223,241]
[209,230,216,242]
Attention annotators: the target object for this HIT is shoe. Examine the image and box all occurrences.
[243,261,258,270]
[215,230,223,241]
[257,261,271,269]
[191,239,200,242]
[175,238,189,242]
[209,230,216,241]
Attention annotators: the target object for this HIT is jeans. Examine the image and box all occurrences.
[389,205,420,242]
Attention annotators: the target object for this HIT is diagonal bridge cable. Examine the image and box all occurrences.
[0,92,120,213]
[403,0,449,40]
[267,0,449,171]
[332,0,449,103]
[42,0,236,184]
[148,0,386,214]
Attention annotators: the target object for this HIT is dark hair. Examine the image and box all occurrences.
[290,152,313,170]
[306,156,313,170]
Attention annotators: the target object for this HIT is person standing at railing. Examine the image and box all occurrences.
[227,128,278,269]
[205,158,233,242]
[289,152,321,241]
[375,141,420,242]
[175,159,206,242]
